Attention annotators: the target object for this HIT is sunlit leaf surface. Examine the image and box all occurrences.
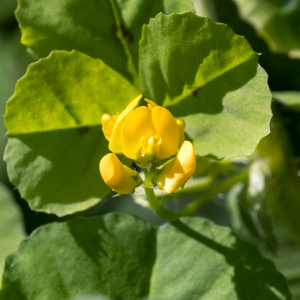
[16,0,195,81]
[4,50,139,216]
[140,13,272,159]
[0,214,291,300]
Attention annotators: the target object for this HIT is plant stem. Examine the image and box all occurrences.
[142,167,179,219]
[109,0,141,88]
[145,187,179,219]
[173,168,248,217]
[155,176,214,199]
[144,168,248,220]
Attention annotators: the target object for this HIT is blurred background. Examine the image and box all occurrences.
[1,0,300,297]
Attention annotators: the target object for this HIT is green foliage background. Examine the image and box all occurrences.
[1,0,300,299]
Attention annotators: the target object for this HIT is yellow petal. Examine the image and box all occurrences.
[144,98,158,110]
[157,141,196,193]
[121,106,155,160]
[109,94,142,153]
[176,118,186,148]
[101,113,119,141]
[151,106,180,160]
[99,153,142,194]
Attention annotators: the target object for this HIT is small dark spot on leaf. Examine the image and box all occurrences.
[193,87,201,97]
[121,25,134,43]
[78,126,90,136]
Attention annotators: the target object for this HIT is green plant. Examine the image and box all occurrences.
[2,0,300,299]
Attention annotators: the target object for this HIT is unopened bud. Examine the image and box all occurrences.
[100,153,142,194]
[157,141,196,193]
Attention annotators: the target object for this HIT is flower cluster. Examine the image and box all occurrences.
[99,95,196,194]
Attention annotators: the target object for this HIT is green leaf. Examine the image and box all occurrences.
[0,183,24,287]
[269,247,300,300]
[273,91,300,111]
[16,0,195,81]
[0,213,156,300]
[233,0,300,58]
[140,13,272,159]
[4,50,139,216]
[0,213,291,299]
[150,217,290,300]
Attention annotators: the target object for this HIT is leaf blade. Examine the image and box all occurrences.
[150,217,291,300]
[16,0,195,81]
[0,214,291,300]
[4,50,139,216]
[0,213,156,300]
[139,13,272,159]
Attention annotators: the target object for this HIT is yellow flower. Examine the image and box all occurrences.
[121,101,181,164]
[101,94,142,153]
[99,153,142,194]
[144,98,186,150]
[100,95,194,195]
[157,141,196,193]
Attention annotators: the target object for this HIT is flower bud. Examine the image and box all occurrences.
[100,153,142,194]
[157,141,196,193]
[176,118,186,148]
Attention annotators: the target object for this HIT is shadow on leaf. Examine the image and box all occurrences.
[170,220,291,300]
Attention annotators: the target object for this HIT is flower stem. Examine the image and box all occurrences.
[143,167,180,219]
[144,187,178,219]
[109,0,141,88]
[155,176,214,199]
[143,168,248,220]
[173,168,248,218]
